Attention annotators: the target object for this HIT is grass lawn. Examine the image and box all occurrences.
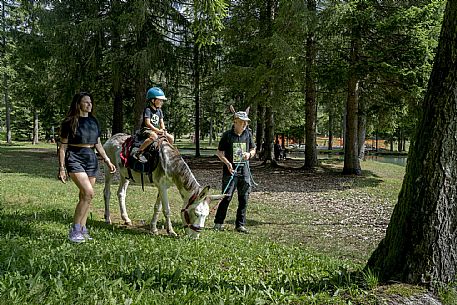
[0,143,451,304]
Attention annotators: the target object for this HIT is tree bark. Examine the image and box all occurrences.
[303,0,318,170]
[110,0,123,134]
[366,0,457,285]
[193,42,201,157]
[133,76,147,132]
[328,107,333,150]
[343,34,361,175]
[2,0,11,144]
[256,104,265,159]
[263,106,275,163]
[32,109,39,144]
[357,98,366,160]
[111,60,123,134]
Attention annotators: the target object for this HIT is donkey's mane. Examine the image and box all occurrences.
[159,142,201,193]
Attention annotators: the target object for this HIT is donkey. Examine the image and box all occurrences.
[103,133,223,238]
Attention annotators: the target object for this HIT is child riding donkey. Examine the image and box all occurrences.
[134,87,174,163]
[104,87,224,238]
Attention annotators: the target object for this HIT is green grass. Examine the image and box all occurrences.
[0,143,451,304]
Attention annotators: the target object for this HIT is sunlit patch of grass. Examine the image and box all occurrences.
[377,283,426,297]
[438,282,457,305]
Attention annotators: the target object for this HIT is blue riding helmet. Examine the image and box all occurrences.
[146,87,167,100]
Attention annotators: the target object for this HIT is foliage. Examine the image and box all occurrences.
[0,0,446,157]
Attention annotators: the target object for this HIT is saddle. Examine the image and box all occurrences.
[120,133,162,190]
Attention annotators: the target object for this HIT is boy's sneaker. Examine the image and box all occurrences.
[68,224,85,243]
[213,223,224,231]
[236,226,249,234]
[81,226,93,240]
[133,151,147,163]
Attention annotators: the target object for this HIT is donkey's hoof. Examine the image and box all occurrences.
[152,229,159,235]
[105,217,112,225]
[124,220,132,226]
[167,231,178,237]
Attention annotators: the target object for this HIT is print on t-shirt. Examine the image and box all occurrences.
[151,114,160,126]
[233,142,247,164]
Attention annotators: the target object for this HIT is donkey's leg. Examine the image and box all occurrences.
[150,193,161,235]
[159,187,177,237]
[117,176,132,225]
[103,166,113,224]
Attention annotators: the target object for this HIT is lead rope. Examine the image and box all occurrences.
[211,150,251,213]
[245,161,258,187]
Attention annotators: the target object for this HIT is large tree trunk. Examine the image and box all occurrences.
[366,0,457,285]
[110,0,124,134]
[2,0,11,144]
[303,0,318,170]
[357,98,366,160]
[343,34,361,175]
[263,106,275,163]
[133,76,147,132]
[193,43,201,157]
[111,62,123,134]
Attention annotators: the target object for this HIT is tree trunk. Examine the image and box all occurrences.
[328,109,333,150]
[133,76,147,132]
[32,109,39,144]
[303,0,318,170]
[366,0,457,285]
[2,0,11,144]
[357,99,366,161]
[343,35,361,175]
[111,60,123,134]
[375,129,379,151]
[110,0,123,134]
[263,106,275,163]
[193,43,201,157]
[256,104,265,159]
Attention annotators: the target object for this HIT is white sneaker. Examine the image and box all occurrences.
[68,224,85,243]
[81,226,93,240]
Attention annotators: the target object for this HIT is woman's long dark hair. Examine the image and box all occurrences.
[60,92,94,137]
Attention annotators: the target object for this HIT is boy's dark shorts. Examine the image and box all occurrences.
[140,127,157,138]
[65,146,99,177]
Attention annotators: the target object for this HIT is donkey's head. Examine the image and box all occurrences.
[181,186,226,239]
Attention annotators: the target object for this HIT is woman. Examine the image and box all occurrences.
[58,92,116,243]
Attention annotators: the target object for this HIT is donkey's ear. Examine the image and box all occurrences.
[229,105,236,114]
[245,107,250,115]
[198,185,210,200]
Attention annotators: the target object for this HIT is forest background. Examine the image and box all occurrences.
[0,0,445,174]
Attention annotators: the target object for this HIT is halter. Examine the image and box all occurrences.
[181,193,202,233]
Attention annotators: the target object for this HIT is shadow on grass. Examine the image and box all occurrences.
[0,146,58,179]
[0,207,191,240]
[111,262,368,298]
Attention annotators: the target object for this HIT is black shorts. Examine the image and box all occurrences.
[65,146,98,177]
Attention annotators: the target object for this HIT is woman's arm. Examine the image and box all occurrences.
[58,138,68,183]
[95,138,116,173]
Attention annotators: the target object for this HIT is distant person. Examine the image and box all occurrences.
[274,141,281,161]
[58,92,116,243]
[134,87,174,163]
[213,106,256,233]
